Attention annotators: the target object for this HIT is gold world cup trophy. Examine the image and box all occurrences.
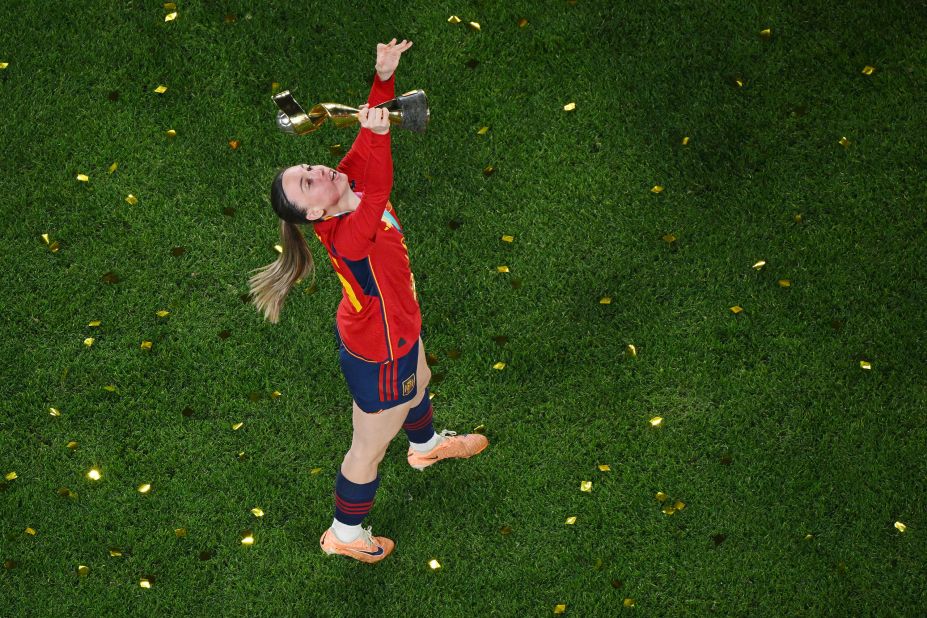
[273,88,430,135]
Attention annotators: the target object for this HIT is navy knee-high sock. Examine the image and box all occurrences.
[402,387,436,444]
[333,468,381,526]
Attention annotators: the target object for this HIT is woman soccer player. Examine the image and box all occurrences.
[247,38,489,563]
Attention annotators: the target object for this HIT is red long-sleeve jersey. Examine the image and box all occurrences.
[311,73,421,363]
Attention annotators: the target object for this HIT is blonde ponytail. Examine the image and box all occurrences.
[247,218,316,324]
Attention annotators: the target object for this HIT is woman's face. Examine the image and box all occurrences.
[281,163,349,220]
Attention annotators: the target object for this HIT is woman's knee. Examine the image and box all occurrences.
[345,446,386,467]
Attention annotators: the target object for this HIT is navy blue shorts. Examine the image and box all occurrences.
[334,323,421,414]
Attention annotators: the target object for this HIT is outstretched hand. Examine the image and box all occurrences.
[375,38,413,81]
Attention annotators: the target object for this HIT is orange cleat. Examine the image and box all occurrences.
[407,429,489,471]
[319,525,394,563]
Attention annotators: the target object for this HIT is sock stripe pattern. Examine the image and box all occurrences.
[333,470,381,526]
[402,387,436,443]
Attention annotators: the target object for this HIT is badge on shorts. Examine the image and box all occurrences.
[402,372,416,396]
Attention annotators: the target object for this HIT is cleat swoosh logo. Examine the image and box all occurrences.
[353,546,384,557]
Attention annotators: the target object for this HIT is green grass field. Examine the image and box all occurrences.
[2,1,926,615]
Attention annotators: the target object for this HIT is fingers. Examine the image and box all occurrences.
[379,38,413,51]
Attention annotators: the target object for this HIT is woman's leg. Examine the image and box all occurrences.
[341,398,413,484]
[402,337,437,447]
[329,398,412,542]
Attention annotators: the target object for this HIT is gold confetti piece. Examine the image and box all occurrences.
[140,578,152,588]
[492,362,506,370]
[429,558,441,569]
[174,528,187,537]
[681,136,690,145]
[730,305,743,314]
[483,165,495,176]
[274,244,283,254]
[310,467,322,475]
[565,516,577,525]
[651,185,664,193]
[860,360,872,370]
[165,11,177,21]
[563,102,576,111]
[497,265,509,273]
[156,310,169,317]
[598,464,610,471]
[429,391,435,400]
[518,18,528,28]
[108,161,118,174]
[25,527,36,536]
[78,565,90,576]
[251,507,264,517]
[448,15,461,24]
[655,491,668,502]
[124,194,138,205]
[41,232,50,244]
[477,126,489,135]
[752,260,766,270]
[224,13,237,23]
[759,27,772,39]
[232,421,244,430]
[83,337,94,347]
[500,525,512,535]
[166,129,177,137]
[87,468,101,480]
[5,471,16,481]
[241,531,254,545]
[329,143,344,157]
[662,233,676,243]
[140,341,152,350]
[66,441,78,449]
[270,390,282,399]
[0,62,8,70]
[623,598,635,608]
[554,604,567,614]
[237,451,247,460]
[270,81,281,92]
[862,65,875,75]
[467,21,481,31]
[600,296,612,304]
[649,416,663,427]
[49,407,61,416]
[662,505,676,515]
[103,385,117,392]
[229,139,240,149]
[501,234,514,242]
[734,77,744,88]
[76,173,89,182]
[473,424,486,433]
[803,533,813,540]
[778,279,791,287]
[154,85,167,94]
[674,500,686,510]
[48,240,60,252]
[137,483,151,493]
[580,480,592,492]
[838,136,850,147]
[894,521,906,532]
[163,2,176,9]
[626,344,637,357]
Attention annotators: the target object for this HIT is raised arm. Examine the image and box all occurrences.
[331,108,392,260]
[335,73,395,183]
[336,38,412,184]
